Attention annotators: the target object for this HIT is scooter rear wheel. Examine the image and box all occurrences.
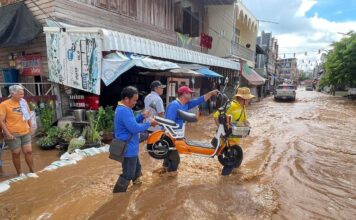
[218,145,243,167]
[147,137,172,159]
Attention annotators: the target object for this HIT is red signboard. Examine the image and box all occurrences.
[200,33,213,49]
[16,53,44,76]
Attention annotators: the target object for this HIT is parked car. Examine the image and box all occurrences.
[306,85,314,91]
[274,84,296,101]
[348,88,356,99]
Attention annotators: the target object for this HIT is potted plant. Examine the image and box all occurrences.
[67,137,86,154]
[97,106,115,144]
[36,126,61,150]
[58,124,79,150]
[37,136,57,150]
[82,112,101,148]
[39,103,54,134]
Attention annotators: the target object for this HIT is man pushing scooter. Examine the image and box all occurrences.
[162,86,219,176]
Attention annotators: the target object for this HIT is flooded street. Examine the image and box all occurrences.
[1,89,355,220]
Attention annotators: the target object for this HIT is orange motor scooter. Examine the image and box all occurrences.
[146,88,250,168]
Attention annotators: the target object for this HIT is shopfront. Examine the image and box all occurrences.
[43,26,239,114]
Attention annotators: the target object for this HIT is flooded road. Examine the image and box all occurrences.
[0,144,59,182]
[1,89,355,219]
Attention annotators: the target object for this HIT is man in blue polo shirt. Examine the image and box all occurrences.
[113,86,157,193]
[163,86,219,176]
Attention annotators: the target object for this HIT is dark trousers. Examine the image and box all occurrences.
[121,156,141,181]
[163,150,180,172]
[113,156,142,193]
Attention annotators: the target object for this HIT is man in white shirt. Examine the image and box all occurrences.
[144,80,166,131]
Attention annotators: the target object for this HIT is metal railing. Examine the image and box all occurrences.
[0,82,54,97]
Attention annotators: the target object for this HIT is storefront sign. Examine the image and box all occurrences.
[16,53,44,76]
[45,31,102,95]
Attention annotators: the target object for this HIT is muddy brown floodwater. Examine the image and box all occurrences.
[0,89,355,220]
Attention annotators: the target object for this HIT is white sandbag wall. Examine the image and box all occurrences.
[0,145,109,193]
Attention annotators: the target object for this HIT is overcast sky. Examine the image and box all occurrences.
[242,0,356,70]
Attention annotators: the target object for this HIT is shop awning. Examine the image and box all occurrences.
[241,64,266,86]
[102,52,180,86]
[255,68,267,78]
[139,68,202,77]
[169,68,202,77]
[0,2,42,47]
[44,27,240,70]
[196,68,223,78]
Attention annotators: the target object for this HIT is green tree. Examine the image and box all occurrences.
[321,31,356,88]
[299,70,312,81]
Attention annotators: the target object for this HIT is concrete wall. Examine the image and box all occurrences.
[206,3,258,67]
[206,5,234,58]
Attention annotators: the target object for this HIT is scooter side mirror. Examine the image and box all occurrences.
[177,110,197,123]
[149,102,157,111]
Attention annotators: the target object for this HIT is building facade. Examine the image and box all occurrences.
[205,0,258,67]
[0,0,242,118]
[277,58,299,83]
[255,31,279,93]
[255,31,279,76]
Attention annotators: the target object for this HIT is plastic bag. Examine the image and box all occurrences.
[30,111,37,135]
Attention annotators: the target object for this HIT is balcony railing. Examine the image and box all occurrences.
[231,42,255,62]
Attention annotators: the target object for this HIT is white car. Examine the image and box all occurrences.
[274,84,296,101]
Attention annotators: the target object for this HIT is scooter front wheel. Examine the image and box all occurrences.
[218,145,243,167]
[146,137,173,159]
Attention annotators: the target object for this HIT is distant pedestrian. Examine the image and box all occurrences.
[0,85,37,178]
[144,80,166,131]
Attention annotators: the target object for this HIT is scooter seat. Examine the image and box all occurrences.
[186,140,214,149]
[155,116,177,127]
[177,110,197,122]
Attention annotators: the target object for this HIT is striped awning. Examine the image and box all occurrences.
[44,27,240,70]
[241,64,266,86]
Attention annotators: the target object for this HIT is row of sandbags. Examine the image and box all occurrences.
[0,145,109,193]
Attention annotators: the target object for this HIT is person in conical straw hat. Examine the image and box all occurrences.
[213,87,255,176]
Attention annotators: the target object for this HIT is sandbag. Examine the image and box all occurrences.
[0,182,10,193]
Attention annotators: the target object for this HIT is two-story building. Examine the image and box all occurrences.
[205,0,265,98]
[206,0,257,67]
[0,0,241,117]
[277,58,299,83]
[255,31,279,93]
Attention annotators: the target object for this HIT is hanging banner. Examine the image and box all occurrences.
[101,52,179,86]
[16,53,44,76]
[102,53,135,86]
[46,31,102,95]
